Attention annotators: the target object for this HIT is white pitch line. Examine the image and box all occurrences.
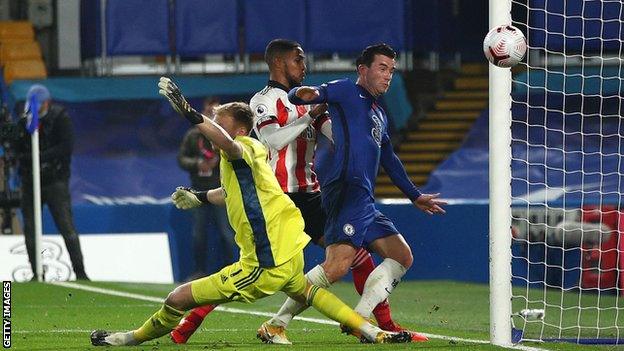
[51,281,548,351]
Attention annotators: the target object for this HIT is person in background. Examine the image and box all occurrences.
[16,84,88,281]
[177,97,236,279]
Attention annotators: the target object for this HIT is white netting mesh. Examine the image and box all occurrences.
[509,0,624,343]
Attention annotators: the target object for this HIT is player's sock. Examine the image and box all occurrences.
[269,265,331,327]
[170,304,217,343]
[133,304,185,343]
[185,305,215,325]
[372,300,393,329]
[101,331,139,346]
[354,258,407,319]
[305,284,381,342]
[350,248,394,327]
[351,248,374,295]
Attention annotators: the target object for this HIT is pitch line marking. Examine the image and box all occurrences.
[51,281,548,351]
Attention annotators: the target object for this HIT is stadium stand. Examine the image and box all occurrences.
[0,41,42,63]
[0,21,47,84]
[0,21,34,43]
[375,64,489,198]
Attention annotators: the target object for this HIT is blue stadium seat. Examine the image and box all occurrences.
[243,0,306,54]
[105,0,170,56]
[174,0,239,55]
[306,0,405,53]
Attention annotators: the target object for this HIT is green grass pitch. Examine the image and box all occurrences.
[8,280,615,350]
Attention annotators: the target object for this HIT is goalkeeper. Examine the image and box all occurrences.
[90,78,412,346]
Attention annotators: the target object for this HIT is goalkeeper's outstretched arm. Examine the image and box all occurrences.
[195,120,243,160]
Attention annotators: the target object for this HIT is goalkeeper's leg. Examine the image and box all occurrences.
[91,283,200,346]
[91,262,241,347]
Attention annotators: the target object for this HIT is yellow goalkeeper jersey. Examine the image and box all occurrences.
[220,136,310,268]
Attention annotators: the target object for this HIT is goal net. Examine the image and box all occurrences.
[505,0,624,345]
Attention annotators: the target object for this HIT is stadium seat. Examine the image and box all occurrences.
[0,41,42,65]
[0,21,35,43]
[3,59,47,84]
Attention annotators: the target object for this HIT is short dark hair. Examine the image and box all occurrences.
[355,43,396,67]
[215,102,254,132]
[265,39,301,66]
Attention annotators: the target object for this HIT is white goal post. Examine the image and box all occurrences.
[489,0,513,346]
[490,0,624,346]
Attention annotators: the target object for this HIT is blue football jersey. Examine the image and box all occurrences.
[288,78,421,201]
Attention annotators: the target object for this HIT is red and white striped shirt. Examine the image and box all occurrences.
[250,81,331,193]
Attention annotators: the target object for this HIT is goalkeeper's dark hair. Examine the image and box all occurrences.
[215,102,254,132]
[356,43,396,68]
[265,39,302,67]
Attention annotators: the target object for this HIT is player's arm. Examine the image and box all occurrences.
[380,140,446,215]
[288,79,352,105]
[171,187,225,209]
[251,96,327,150]
[314,113,333,142]
[196,118,243,160]
[158,77,243,160]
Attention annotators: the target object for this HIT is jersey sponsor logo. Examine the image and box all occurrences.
[371,114,383,146]
[255,104,268,117]
[343,223,355,236]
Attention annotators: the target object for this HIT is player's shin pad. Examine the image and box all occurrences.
[133,304,185,343]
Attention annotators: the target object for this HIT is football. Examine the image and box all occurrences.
[483,24,527,68]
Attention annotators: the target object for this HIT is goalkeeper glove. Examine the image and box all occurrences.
[158,77,204,124]
[171,187,203,209]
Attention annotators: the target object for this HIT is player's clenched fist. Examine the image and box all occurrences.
[171,187,203,209]
[158,77,204,124]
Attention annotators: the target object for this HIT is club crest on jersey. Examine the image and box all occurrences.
[343,223,355,236]
[256,104,268,117]
[371,114,383,146]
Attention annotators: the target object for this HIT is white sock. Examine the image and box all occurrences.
[354,258,407,318]
[269,265,331,327]
[105,331,139,346]
[359,323,383,342]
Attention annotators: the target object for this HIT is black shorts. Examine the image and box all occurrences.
[287,192,326,246]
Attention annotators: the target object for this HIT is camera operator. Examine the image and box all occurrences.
[16,84,88,280]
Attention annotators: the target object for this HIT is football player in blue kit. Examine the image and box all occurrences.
[267,43,447,340]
